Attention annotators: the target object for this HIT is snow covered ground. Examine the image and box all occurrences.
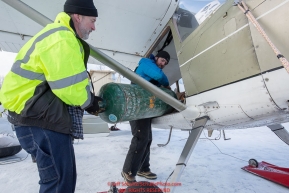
[0,117,289,193]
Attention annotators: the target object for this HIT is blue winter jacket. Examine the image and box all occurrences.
[135,55,169,87]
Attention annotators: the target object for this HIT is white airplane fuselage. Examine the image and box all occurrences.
[0,0,288,131]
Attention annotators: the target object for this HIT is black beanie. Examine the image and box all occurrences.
[64,0,98,17]
[156,51,170,64]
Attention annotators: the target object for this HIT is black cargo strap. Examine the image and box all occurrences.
[244,9,249,14]
[157,30,173,53]
[277,54,284,59]
[176,163,186,167]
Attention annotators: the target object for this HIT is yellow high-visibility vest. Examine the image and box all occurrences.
[0,12,91,114]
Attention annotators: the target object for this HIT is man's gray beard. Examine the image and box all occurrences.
[82,34,89,40]
[79,26,89,40]
[81,32,89,40]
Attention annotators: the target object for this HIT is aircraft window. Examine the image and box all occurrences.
[176,0,226,41]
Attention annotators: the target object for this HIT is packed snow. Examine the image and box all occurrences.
[0,117,289,193]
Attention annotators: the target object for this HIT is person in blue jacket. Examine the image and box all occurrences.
[135,53,170,87]
[122,51,171,184]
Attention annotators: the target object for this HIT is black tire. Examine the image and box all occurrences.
[249,158,258,167]
[0,145,22,158]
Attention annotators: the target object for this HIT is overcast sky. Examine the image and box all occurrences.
[179,0,226,13]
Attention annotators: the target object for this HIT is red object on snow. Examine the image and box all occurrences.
[242,161,289,188]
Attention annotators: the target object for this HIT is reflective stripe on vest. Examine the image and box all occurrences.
[11,27,68,81]
[82,85,91,109]
[48,71,88,89]
[10,26,90,108]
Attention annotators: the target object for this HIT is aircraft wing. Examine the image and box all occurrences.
[0,0,179,72]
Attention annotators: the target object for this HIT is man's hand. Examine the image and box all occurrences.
[164,86,171,90]
[85,94,105,116]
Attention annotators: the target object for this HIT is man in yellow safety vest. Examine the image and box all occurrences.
[0,0,103,192]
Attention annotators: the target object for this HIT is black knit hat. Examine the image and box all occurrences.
[156,51,170,64]
[64,0,98,17]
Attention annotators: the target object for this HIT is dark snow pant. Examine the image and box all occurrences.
[123,118,152,176]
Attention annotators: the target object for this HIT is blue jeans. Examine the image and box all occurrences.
[15,125,76,193]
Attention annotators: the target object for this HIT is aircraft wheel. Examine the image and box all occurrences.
[248,158,258,167]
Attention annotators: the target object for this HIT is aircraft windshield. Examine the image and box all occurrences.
[176,0,226,41]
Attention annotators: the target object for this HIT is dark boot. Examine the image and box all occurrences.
[121,171,136,185]
[137,170,157,180]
